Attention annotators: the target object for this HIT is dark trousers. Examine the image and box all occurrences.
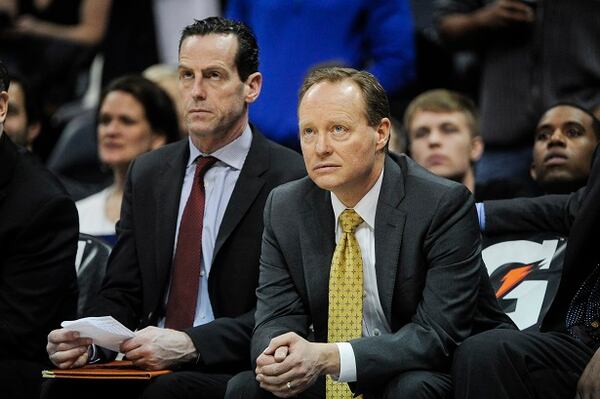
[0,358,45,399]
[453,329,594,399]
[42,370,233,399]
[225,369,452,399]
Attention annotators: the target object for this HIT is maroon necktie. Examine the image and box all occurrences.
[165,156,217,330]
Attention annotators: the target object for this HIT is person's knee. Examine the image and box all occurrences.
[454,328,520,370]
[382,370,452,399]
[225,370,262,399]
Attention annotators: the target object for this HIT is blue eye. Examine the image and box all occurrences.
[333,125,346,134]
[303,128,314,136]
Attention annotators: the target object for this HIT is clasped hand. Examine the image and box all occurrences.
[255,332,339,398]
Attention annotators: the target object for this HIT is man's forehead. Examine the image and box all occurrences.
[411,110,468,126]
[538,106,592,128]
[179,33,238,65]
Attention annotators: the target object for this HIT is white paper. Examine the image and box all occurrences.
[61,316,135,352]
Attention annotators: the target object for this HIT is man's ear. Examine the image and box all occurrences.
[244,72,262,104]
[470,136,484,162]
[0,91,8,125]
[376,117,391,152]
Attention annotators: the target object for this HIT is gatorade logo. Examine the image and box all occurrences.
[483,237,565,330]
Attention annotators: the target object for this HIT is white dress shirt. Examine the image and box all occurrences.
[158,125,252,327]
[330,168,391,382]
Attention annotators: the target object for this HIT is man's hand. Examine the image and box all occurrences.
[255,332,339,398]
[47,329,93,369]
[576,346,600,399]
[120,326,197,370]
[474,0,535,29]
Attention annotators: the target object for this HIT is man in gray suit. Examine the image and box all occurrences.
[226,67,513,399]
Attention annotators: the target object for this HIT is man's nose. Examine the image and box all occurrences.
[315,132,332,156]
[191,77,207,100]
[548,129,567,146]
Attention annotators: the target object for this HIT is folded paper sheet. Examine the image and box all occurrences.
[61,316,135,352]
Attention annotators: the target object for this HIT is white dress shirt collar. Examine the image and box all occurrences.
[330,167,384,229]
[186,124,253,170]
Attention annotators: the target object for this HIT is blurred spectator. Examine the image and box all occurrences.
[76,75,179,245]
[99,1,158,87]
[405,89,483,192]
[227,0,415,150]
[0,59,78,399]
[4,71,40,151]
[0,0,112,106]
[530,104,600,194]
[435,0,600,184]
[405,88,532,200]
[143,64,186,137]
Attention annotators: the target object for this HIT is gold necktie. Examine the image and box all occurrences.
[326,209,364,399]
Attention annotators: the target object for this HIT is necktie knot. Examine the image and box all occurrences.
[195,156,218,179]
[339,209,363,234]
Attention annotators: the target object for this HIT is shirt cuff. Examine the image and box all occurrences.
[334,342,357,382]
[476,202,486,232]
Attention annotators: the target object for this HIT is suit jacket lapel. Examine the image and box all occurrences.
[212,129,268,261]
[299,184,335,333]
[155,141,189,288]
[374,156,407,324]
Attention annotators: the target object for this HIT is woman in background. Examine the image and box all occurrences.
[76,75,179,244]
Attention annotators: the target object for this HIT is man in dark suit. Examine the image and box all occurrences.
[453,145,600,398]
[0,60,78,399]
[226,67,512,399]
[46,17,305,399]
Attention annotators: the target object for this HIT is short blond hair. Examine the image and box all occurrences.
[404,89,479,137]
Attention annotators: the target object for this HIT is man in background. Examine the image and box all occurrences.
[4,71,41,151]
[529,103,600,194]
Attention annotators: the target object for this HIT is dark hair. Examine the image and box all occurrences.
[540,102,600,141]
[98,75,180,144]
[403,89,480,138]
[0,60,9,92]
[179,16,259,81]
[299,67,390,127]
[8,70,41,125]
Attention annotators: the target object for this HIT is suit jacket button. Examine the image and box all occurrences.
[373,328,381,336]
[591,320,599,329]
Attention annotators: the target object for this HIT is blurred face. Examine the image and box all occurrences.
[531,105,599,192]
[5,81,29,146]
[299,80,389,206]
[408,111,482,183]
[178,33,261,151]
[98,90,165,168]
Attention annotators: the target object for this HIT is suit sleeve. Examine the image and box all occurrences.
[251,189,311,365]
[85,161,143,330]
[0,196,78,360]
[483,189,584,236]
[351,185,483,389]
